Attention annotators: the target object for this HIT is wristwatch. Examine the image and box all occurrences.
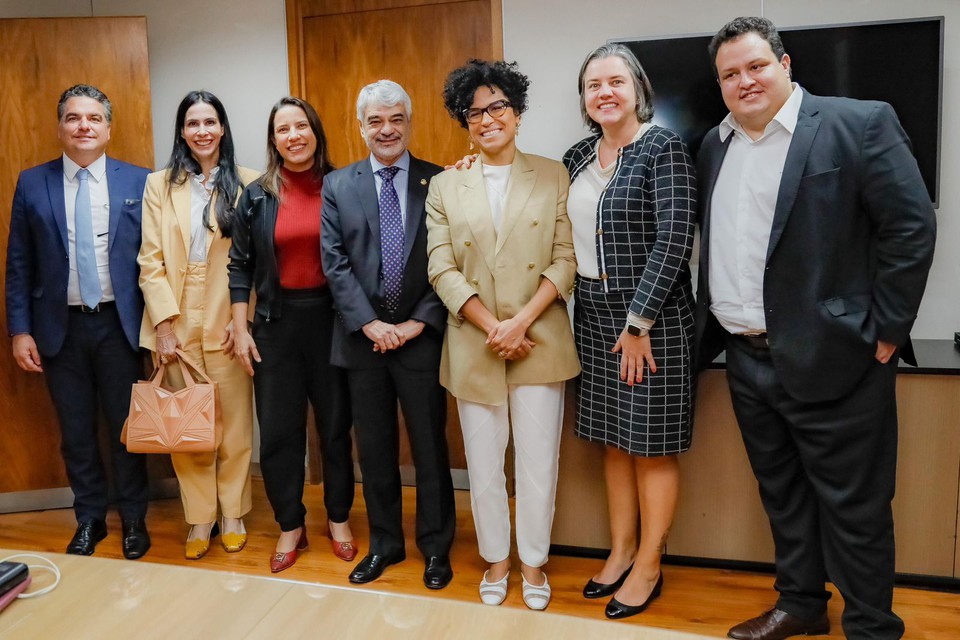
[626,324,649,337]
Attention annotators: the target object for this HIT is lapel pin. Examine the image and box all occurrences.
[420,179,427,185]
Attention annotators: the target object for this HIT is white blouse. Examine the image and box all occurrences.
[188,167,218,263]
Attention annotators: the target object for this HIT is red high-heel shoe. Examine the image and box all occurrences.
[327,520,357,562]
[270,528,308,573]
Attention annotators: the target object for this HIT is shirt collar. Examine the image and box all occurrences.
[62,153,107,182]
[719,83,803,142]
[191,166,219,193]
[369,151,410,175]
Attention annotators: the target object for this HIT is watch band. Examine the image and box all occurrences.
[626,324,649,337]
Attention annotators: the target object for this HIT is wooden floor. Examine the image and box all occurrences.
[1,479,958,638]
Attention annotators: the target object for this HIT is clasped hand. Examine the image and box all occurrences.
[486,317,535,360]
[364,319,424,353]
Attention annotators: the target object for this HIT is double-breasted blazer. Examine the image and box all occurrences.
[321,154,446,371]
[426,151,580,405]
[694,91,937,403]
[138,166,260,351]
[6,156,149,356]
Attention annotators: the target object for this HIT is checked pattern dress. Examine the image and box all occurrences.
[563,126,698,457]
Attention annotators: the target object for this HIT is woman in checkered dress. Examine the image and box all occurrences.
[561,44,697,619]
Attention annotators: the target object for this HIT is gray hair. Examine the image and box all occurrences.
[57,84,112,122]
[356,80,412,121]
[577,43,654,133]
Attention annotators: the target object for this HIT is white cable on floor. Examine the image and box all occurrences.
[1,553,61,598]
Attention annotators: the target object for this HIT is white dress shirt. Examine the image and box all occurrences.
[370,151,411,224]
[708,84,803,335]
[62,153,115,305]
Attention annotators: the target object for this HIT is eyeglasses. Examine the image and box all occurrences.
[463,100,512,124]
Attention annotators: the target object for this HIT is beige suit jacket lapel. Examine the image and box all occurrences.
[458,161,497,273]
[495,150,536,254]
[171,179,192,260]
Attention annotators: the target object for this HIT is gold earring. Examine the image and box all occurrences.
[469,138,475,151]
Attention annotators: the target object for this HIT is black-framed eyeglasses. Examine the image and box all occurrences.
[463,100,512,124]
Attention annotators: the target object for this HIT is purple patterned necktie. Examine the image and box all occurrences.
[377,166,403,310]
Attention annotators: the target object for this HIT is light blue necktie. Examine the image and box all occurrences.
[75,168,102,308]
[377,166,404,310]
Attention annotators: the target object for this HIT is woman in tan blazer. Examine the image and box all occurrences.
[427,60,579,611]
[139,91,259,559]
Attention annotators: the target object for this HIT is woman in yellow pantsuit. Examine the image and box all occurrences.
[138,91,259,559]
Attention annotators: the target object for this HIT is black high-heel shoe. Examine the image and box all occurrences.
[582,563,633,599]
[605,572,663,620]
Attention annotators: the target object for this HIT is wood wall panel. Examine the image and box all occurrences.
[669,371,774,562]
[556,368,960,579]
[0,17,154,493]
[300,0,456,18]
[302,1,492,168]
[892,375,960,575]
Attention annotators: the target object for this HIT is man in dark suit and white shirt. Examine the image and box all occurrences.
[694,17,936,640]
[6,84,151,559]
[321,80,455,589]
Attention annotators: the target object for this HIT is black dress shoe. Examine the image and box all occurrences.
[605,572,663,620]
[66,520,107,556]
[727,608,829,640]
[423,556,453,590]
[121,518,151,560]
[583,563,633,599]
[349,552,405,584]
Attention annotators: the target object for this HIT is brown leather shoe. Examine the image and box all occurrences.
[728,608,829,640]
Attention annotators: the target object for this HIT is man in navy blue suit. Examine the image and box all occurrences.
[695,18,936,640]
[6,84,151,559]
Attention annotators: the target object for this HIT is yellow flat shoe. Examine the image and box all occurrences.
[184,522,219,560]
[221,519,247,553]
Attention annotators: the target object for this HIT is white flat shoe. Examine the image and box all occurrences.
[479,570,509,606]
[522,572,551,610]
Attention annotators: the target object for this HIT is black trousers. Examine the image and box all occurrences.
[725,336,903,640]
[253,289,355,531]
[349,360,455,558]
[43,305,148,523]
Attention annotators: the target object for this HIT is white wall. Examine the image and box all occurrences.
[2,0,956,338]
[503,0,959,340]
[0,0,289,172]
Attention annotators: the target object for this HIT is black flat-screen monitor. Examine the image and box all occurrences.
[621,17,943,206]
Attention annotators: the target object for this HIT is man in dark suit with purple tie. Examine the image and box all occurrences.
[321,80,455,589]
[6,84,151,559]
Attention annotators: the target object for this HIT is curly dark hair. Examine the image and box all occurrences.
[442,59,530,128]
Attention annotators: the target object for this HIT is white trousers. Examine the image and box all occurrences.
[457,382,565,567]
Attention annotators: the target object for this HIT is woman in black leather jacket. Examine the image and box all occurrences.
[228,97,357,573]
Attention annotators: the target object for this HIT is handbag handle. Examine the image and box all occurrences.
[175,348,214,385]
[148,349,215,388]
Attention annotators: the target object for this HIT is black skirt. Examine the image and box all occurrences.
[573,277,695,456]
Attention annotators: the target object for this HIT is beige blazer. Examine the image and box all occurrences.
[426,151,580,405]
[138,166,260,351]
